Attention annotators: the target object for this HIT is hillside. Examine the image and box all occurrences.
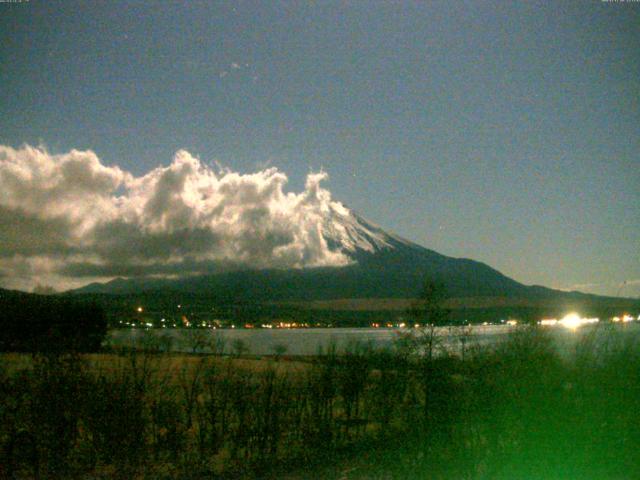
[68,209,640,324]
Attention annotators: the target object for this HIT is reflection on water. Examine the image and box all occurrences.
[106,322,640,356]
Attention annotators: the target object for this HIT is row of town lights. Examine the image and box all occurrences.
[130,307,638,330]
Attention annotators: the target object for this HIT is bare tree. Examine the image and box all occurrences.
[402,279,451,360]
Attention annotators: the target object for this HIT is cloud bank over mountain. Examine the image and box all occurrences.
[0,145,353,291]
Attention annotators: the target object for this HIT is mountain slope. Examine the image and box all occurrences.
[73,207,562,301]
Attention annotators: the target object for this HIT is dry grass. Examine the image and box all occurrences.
[1,352,309,378]
[2,327,640,479]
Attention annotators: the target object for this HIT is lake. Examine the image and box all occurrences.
[106,322,640,356]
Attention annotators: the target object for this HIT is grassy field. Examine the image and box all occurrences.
[0,351,309,383]
[1,324,640,479]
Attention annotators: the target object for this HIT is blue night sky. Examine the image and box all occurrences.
[1,1,639,296]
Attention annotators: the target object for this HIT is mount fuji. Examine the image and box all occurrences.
[74,207,567,300]
[71,205,639,323]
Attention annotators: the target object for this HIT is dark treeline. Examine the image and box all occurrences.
[0,290,106,353]
[1,325,639,479]
[70,290,639,328]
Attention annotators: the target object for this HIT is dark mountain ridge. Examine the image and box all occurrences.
[71,210,623,307]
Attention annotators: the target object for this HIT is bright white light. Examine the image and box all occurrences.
[560,313,581,330]
[558,313,599,330]
[506,319,518,326]
[540,319,558,326]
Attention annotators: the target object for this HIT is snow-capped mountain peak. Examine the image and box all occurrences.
[322,205,413,255]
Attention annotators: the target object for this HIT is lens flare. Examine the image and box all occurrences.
[557,313,599,330]
[560,313,582,330]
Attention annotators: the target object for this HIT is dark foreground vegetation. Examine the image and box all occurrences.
[0,289,106,353]
[1,325,639,479]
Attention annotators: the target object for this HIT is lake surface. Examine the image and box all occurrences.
[106,323,640,356]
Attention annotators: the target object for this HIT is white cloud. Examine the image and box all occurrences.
[0,145,353,290]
